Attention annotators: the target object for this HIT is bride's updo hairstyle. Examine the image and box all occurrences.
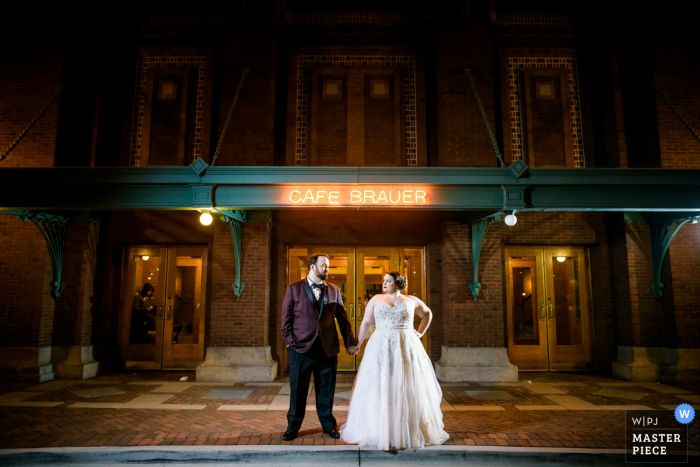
[386,270,407,291]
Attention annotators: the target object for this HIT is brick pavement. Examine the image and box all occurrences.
[0,371,697,450]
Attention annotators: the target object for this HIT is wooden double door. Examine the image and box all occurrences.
[505,246,593,371]
[118,246,208,370]
[288,246,427,371]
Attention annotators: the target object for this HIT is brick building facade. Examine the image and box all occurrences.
[0,1,698,383]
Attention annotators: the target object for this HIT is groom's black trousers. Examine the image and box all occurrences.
[287,336,338,433]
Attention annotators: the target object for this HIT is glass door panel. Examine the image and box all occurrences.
[120,247,168,369]
[545,248,592,370]
[119,246,207,370]
[506,246,592,371]
[505,248,548,370]
[402,248,428,350]
[356,247,400,366]
[164,247,208,369]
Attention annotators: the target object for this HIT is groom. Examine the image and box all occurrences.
[281,253,358,441]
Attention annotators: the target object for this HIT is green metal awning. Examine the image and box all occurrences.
[0,163,699,212]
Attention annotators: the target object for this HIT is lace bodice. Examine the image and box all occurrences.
[374,302,414,330]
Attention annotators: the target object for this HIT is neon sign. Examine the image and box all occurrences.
[287,188,429,205]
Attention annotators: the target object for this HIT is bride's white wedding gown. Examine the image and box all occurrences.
[339,301,449,449]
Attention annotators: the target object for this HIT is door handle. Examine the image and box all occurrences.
[167,304,172,320]
[158,305,163,319]
[539,304,545,321]
[548,304,554,321]
[349,304,354,320]
[357,304,363,321]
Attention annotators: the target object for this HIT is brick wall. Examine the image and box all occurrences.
[214,6,277,166]
[209,220,271,348]
[0,41,64,168]
[442,221,504,347]
[651,11,700,169]
[435,3,497,167]
[0,216,55,348]
[624,223,664,347]
[667,225,700,348]
[426,242,442,360]
[270,239,288,373]
[315,77,347,166]
[52,222,94,347]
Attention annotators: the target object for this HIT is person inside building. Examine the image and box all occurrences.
[340,271,448,449]
[130,283,157,344]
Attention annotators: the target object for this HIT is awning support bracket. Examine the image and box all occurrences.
[650,217,698,299]
[469,218,489,300]
[2,210,69,299]
[214,208,247,300]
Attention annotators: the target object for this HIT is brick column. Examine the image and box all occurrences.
[196,215,277,382]
[51,220,98,379]
[609,215,667,381]
[661,224,700,384]
[433,221,517,382]
[0,216,56,382]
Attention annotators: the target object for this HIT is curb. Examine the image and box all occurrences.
[0,445,637,466]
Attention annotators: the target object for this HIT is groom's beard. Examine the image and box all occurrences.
[318,272,328,280]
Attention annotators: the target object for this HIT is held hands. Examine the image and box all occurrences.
[414,330,424,339]
[346,346,360,356]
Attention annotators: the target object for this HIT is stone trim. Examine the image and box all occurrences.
[433,346,519,382]
[196,347,278,382]
[612,345,700,384]
[52,345,98,380]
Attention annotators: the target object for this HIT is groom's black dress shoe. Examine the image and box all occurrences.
[324,428,340,439]
[282,431,298,441]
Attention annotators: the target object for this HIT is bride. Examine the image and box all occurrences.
[339,271,449,449]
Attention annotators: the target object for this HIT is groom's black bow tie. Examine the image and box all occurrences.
[310,282,323,290]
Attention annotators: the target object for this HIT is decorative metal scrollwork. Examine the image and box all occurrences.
[650,219,693,299]
[214,208,247,300]
[469,218,489,300]
[10,210,69,299]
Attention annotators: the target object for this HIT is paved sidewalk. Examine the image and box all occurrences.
[0,371,697,451]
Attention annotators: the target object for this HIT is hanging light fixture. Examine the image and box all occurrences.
[556,256,567,263]
[142,255,150,261]
[199,210,213,226]
[504,210,517,227]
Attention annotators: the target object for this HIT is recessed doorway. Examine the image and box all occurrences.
[118,246,208,370]
[505,246,593,371]
[288,246,427,371]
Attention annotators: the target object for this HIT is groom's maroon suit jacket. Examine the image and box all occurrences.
[281,279,357,357]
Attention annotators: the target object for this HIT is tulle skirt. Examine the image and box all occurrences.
[339,328,449,450]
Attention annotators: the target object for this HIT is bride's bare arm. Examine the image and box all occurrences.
[410,296,433,337]
[355,297,377,347]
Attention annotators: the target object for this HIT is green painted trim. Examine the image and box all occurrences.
[216,209,246,300]
[650,220,690,299]
[469,219,489,300]
[0,167,699,212]
[1,210,69,298]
